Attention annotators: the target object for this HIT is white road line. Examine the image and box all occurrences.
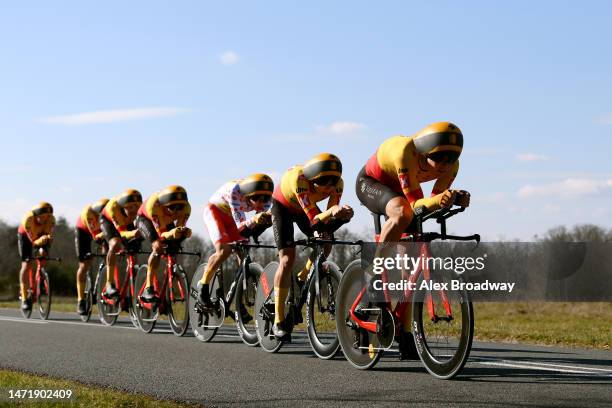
[474,360,612,376]
[0,313,177,334]
[0,316,48,324]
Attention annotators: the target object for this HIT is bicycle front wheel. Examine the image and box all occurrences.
[134,265,157,333]
[412,270,474,379]
[336,260,383,370]
[37,269,52,320]
[167,265,189,336]
[306,261,342,359]
[235,263,261,346]
[96,263,119,326]
[189,264,225,342]
[80,273,93,322]
[255,261,283,353]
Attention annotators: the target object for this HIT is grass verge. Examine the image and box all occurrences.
[0,368,194,407]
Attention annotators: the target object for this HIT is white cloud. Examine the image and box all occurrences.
[518,178,612,199]
[220,51,239,65]
[479,192,508,204]
[39,107,190,126]
[595,113,612,125]
[316,121,366,135]
[516,153,548,162]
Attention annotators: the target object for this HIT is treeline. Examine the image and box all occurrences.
[0,218,365,299]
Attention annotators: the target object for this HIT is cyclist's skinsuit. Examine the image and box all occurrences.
[75,204,103,261]
[17,212,55,261]
[203,181,271,244]
[99,197,139,242]
[136,192,191,242]
[271,165,343,249]
[356,135,459,215]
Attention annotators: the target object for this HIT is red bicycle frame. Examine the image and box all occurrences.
[101,252,137,308]
[348,239,452,334]
[137,253,184,313]
[25,259,47,302]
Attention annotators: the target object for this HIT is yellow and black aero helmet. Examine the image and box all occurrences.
[91,198,110,214]
[412,122,463,163]
[158,185,188,206]
[117,189,142,207]
[302,153,342,184]
[239,174,274,198]
[32,202,53,216]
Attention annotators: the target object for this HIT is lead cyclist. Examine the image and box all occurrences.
[354,121,471,359]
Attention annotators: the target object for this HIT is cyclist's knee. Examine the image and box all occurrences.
[278,249,296,271]
[386,199,413,229]
[151,240,163,254]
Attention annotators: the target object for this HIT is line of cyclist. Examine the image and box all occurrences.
[17,121,470,357]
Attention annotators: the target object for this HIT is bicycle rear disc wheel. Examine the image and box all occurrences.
[96,263,119,326]
[134,265,157,333]
[235,263,262,346]
[37,270,52,320]
[168,265,189,336]
[255,261,283,353]
[80,273,93,322]
[412,271,474,379]
[336,260,383,370]
[189,264,225,342]
[306,261,342,359]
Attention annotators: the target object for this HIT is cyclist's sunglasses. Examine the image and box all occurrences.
[314,175,340,186]
[427,151,460,164]
[167,203,185,212]
[250,194,271,203]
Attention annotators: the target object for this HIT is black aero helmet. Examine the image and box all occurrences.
[32,202,53,216]
[238,174,274,197]
[302,153,342,181]
[117,189,142,207]
[158,185,188,206]
[91,198,110,214]
[412,122,463,163]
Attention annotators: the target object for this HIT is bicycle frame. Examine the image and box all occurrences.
[137,253,177,313]
[229,241,276,306]
[100,252,140,309]
[260,237,360,319]
[25,255,59,301]
[348,206,479,335]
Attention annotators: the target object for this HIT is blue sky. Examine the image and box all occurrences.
[1,1,611,240]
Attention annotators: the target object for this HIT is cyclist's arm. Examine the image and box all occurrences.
[431,161,459,196]
[229,184,250,231]
[294,177,323,224]
[21,215,36,242]
[314,178,344,223]
[175,202,191,227]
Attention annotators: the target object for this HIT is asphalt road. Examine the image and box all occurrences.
[0,308,610,407]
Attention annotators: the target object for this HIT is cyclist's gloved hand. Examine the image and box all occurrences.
[253,212,271,226]
[120,230,139,241]
[94,232,105,243]
[438,190,457,209]
[175,226,192,238]
[334,205,354,221]
[34,235,51,246]
[454,190,471,208]
[161,228,182,240]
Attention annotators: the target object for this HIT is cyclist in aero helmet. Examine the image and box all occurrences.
[17,202,56,311]
[198,174,274,316]
[99,189,143,298]
[355,121,471,359]
[74,197,109,315]
[136,185,192,303]
[270,153,354,340]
